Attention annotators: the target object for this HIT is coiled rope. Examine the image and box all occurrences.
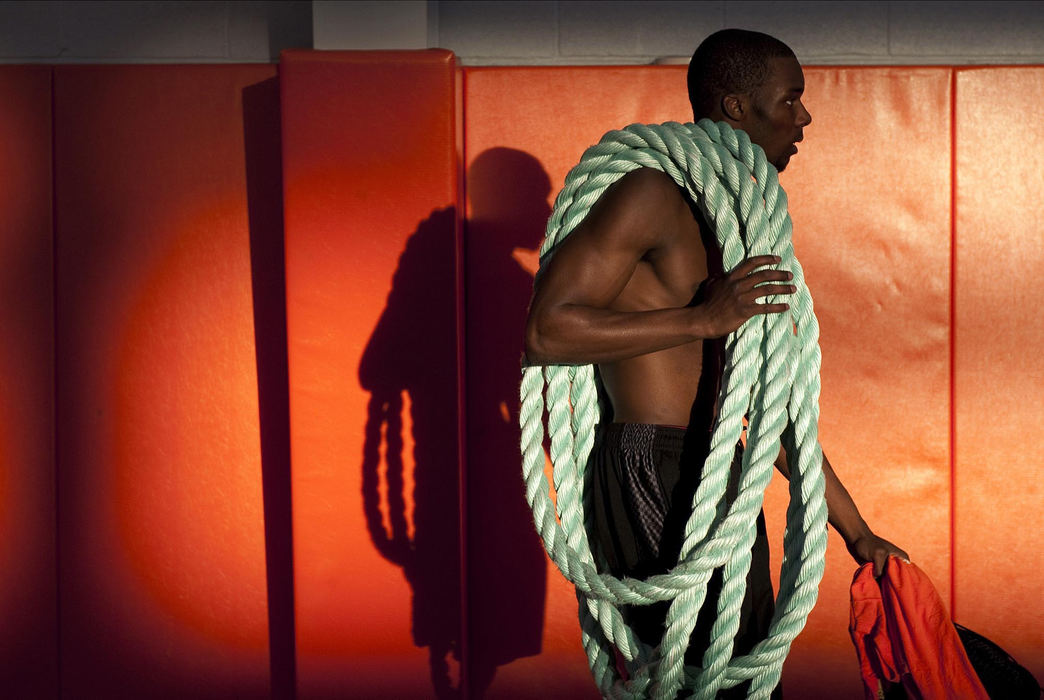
[518,120,829,699]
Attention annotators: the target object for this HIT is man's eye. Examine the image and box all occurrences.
[785,100,794,106]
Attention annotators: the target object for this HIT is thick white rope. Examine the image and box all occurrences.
[519,120,828,698]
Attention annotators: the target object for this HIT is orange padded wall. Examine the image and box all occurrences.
[0,66,58,697]
[54,65,276,698]
[954,67,1044,681]
[779,67,953,698]
[279,51,463,698]
[463,66,953,699]
[24,56,1035,699]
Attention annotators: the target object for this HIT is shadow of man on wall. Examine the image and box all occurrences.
[359,205,462,698]
[357,147,554,699]
[465,148,551,695]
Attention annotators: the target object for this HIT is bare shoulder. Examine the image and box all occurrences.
[596,167,690,223]
[611,165,685,201]
[565,167,692,254]
[528,167,694,313]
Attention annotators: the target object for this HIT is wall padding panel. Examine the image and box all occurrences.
[463,66,953,699]
[0,65,58,698]
[54,65,276,698]
[279,50,463,699]
[464,66,689,699]
[779,67,953,699]
[954,67,1044,683]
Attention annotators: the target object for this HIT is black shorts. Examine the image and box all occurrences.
[588,422,777,696]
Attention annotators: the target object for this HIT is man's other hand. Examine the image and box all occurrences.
[848,533,910,578]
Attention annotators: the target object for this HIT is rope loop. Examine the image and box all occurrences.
[520,121,830,697]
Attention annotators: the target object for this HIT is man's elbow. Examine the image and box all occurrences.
[524,304,587,366]
[523,314,553,366]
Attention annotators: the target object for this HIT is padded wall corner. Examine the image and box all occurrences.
[0,64,58,699]
[54,64,277,698]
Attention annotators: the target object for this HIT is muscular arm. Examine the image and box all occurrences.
[524,168,794,366]
[775,448,909,576]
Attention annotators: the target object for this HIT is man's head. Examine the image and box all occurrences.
[688,29,812,171]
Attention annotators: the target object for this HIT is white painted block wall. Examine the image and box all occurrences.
[436,0,1044,65]
[0,0,313,63]
[0,1,1042,65]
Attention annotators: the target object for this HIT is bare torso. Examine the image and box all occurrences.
[525,167,758,429]
[598,176,724,427]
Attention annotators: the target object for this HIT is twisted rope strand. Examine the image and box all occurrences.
[520,120,828,697]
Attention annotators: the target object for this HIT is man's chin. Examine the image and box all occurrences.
[775,144,800,172]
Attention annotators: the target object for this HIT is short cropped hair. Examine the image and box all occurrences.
[687,29,796,120]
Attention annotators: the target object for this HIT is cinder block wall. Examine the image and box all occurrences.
[0,0,313,63]
[437,0,1044,65]
[2,1,1043,66]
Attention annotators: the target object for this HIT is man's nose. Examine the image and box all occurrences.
[798,101,812,127]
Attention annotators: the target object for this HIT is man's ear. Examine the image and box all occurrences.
[721,94,746,122]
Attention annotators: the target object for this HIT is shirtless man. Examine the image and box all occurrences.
[523,28,908,685]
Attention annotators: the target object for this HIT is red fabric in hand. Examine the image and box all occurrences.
[850,557,989,700]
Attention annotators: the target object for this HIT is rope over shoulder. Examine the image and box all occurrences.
[519,120,829,699]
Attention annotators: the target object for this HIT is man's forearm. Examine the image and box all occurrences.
[775,448,870,546]
[820,453,872,545]
[524,303,709,366]
[775,444,909,574]
[524,255,793,366]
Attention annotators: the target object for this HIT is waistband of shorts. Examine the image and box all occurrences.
[596,422,689,451]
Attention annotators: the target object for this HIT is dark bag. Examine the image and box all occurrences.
[953,623,1041,700]
[877,623,1040,700]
